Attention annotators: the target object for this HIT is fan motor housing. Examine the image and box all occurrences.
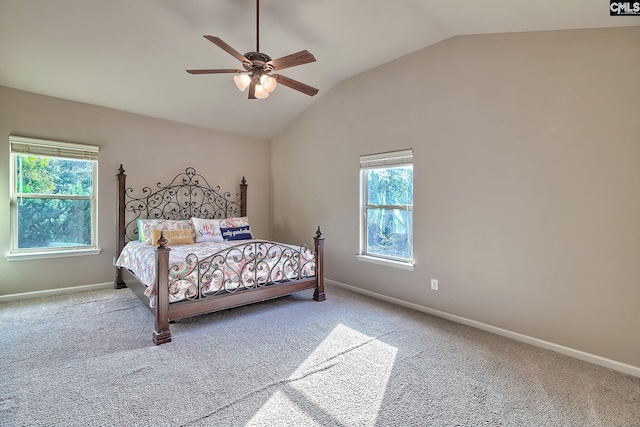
[244,52,273,71]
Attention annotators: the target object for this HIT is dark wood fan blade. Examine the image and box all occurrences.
[267,50,316,71]
[186,69,243,74]
[273,74,319,97]
[248,80,257,99]
[203,35,250,64]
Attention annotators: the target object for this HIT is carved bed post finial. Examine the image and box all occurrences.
[240,177,248,217]
[157,231,168,248]
[114,165,128,289]
[313,226,326,302]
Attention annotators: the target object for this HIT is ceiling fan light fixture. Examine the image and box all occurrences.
[254,84,269,99]
[234,74,251,92]
[186,0,318,99]
[261,74,277,92]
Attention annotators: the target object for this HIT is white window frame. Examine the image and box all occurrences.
[6,135,100,261]
[357,149,414,270]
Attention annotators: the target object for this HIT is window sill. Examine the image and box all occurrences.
[5,248,101,262]
[356,254,415,270]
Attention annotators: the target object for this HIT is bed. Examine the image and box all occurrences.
[113,165,325,345]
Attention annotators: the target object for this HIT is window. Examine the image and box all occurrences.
[8,135,99,260]
[358,149,413,268]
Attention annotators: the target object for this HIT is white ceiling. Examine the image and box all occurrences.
[0,0,637,139]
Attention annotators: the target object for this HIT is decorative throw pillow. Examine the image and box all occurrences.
[191,217,224,243]
[218,216,250,229]
[139,219,194,245]
[137,218,144,241]
[220,225,253,241]
[150,228,194,246]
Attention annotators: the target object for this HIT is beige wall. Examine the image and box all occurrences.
[271,27,640,367]
[0,86,269,296]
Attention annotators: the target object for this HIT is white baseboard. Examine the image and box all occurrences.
[0,282,114,303]
[326,279,640,378]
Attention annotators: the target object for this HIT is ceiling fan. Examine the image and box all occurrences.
[186,0,319,100]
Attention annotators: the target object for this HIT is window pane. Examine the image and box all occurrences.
[366,208,412,259]
[15,155,94,196]
[366,166,413,205]
[17,198,92,249]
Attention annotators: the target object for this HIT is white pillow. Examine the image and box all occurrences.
[191,217,224,243]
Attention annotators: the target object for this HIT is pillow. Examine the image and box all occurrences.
[137,218,144,242]
[139,219,194,245]
[220,225,253,241]
[191,217,224,243]
[150,228,194,246]
[218,216,250,229]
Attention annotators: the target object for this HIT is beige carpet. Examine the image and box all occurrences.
[1,284,638,426]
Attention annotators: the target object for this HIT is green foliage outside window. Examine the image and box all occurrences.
[365,166,413,260]
[15,155,94,249]
[367,167,413,206]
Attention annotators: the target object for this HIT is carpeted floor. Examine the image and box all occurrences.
[1,284,638,427]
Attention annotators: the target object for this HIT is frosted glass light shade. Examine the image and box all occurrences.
[254,84,269,99]
[234,74,251,92]
[261,75,277,92]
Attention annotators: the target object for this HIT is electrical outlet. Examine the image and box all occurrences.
[430,279,439,291]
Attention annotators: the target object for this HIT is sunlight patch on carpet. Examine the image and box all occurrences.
[247,323,398,426]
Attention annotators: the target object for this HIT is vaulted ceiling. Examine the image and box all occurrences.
[0,0,637,139]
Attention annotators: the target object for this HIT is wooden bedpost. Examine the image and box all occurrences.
[153,233,172,345]
[313,226,326,301]
[240,176,247,217]
[114,165,127,289]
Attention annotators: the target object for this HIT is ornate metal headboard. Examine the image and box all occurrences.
[116,165,247,245]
